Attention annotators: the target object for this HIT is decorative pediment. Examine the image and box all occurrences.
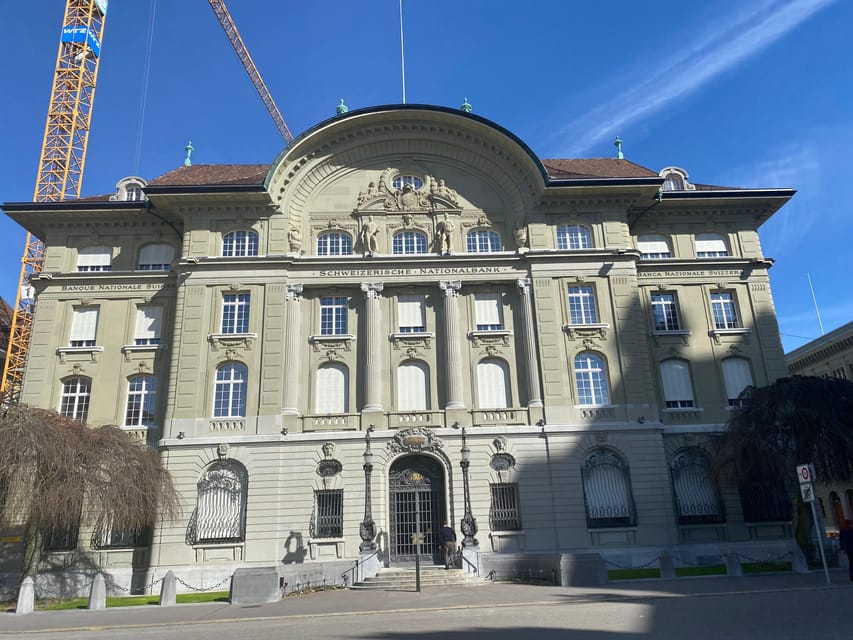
[355,168,461,213]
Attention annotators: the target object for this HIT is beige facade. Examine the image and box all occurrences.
[1,106,800,592]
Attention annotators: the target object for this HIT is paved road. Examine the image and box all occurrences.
[3,572,852,639]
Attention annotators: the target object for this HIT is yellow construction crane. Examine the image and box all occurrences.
[2,0,290,404]
[207,0,293,142]
[1,0,108,404]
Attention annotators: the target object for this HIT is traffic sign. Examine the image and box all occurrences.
[800,482,815,502]
[796,464,815,483]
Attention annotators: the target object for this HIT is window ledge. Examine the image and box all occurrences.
[391,332,434,340]
[208,333,257,350]
[650,329,691,337]
[708,327,751,345]
[57,346,104,354]
[563,323,609,339]
[310,334,356,343]
[468,329,511,338]
[663,407,703,413]
[468,329,512,346]
[121,344,166,354]
[308,537,344,544]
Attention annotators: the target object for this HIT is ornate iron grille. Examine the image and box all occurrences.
[389,456,444,562]
[581,449,637,528]
[738,483,792,523]
[670,449,725,524]
[489,483,522,531]
[312,489,343,538]
[192,460,248,544]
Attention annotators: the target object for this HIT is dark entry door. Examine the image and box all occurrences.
[389,455,445,563]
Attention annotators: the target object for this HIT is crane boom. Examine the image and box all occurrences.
[207,0,293,143]
[1,0,107,404]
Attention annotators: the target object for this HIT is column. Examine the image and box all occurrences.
[440,280,465,409]
[517,278,543,407]
[361,282,384,413]
[282,284,303,415]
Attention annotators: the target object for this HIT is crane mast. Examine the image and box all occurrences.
[207,0,293,142]
[1,0,107,404]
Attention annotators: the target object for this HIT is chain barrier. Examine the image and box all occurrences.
[734,550,793,565]
[604,555,661,570]
[174,573,233,593]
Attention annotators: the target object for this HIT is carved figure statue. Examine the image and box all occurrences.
[361,215,379,255]
[437,215,455,255]
[514,226,528,249]
[437,179,457,201]
[288,226,302,252]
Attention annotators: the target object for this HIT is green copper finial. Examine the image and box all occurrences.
[460,97,472,113]
[184,141,195,167]
[336,99,349,115]
[614,136,624,160]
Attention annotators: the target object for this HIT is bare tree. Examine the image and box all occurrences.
[0,404,179,590]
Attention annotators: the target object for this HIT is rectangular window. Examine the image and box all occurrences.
[69,307,98,347]
[134,306,163,345]
[650,293,680,331]
[397,294,426,333]
[43,492,82,551]
[222,293,250,334]
[474,293,503,331]
[320,297,348,335]
[710,292,739,329]
[313,489,343,538]
[489,483,522,531]
[567,286,598,324]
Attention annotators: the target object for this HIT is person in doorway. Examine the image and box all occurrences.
[441,522,457,569]
[840,520,853,581]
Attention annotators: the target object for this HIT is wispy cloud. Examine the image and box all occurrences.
[548,0,836,156]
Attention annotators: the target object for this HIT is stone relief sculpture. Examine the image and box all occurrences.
[288,226,302,252]
[514,226,528,249]
[354,170,460,213]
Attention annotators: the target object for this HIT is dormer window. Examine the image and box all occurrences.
[125,186,144,201]
[111,176,148,202]
[663,173,683,191]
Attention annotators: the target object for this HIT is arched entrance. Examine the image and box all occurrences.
[389,455,446,564]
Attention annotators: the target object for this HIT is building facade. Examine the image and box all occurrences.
[1,106,799,592]
[786,321,853,531]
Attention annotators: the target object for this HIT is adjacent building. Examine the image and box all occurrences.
[0,105,800,592]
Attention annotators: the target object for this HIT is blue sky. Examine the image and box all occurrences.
[0,0,850,353]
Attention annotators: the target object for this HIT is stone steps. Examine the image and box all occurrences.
[351,567,486,591]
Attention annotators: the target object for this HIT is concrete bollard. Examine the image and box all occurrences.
[15,576,35,615]
[88,573,107,610]
[659,552,676,579]
[159,571,177,606]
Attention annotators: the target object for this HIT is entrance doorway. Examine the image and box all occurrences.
[389,455,446,564]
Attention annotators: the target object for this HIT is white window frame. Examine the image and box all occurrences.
[397,361,430,411]
[320,297,348,336]
[134,306,163,346]
[710,292,739,329]
[660,359,696,409]
[721,357,753,407]
[574,353,610,406]
[650,293,681,331]
[638,234,672,259]
[477,358,510,409]
[392,231,428,255]
[695,233,729,258]
[397,294,426,333]
[69,307,98,347]
[213,363,248,418]
[221,293,250,334]
[59,377,91,420]
[466,230,501,253]
[76,246,112,272]
[138,244,175,271]
[124,375,158,428]
[567,286,598,324]
[557,225,592,250]
[222,230,259,257]
[317,232,353,256]
[474,292,503,331]
[316,363,349,413]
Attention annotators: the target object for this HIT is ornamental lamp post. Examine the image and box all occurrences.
[459,426,479,547]
[359,426,377,552]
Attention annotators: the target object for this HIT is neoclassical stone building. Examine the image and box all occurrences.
[1,105,799,592]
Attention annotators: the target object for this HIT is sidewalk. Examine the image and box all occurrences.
[2,568,850,635]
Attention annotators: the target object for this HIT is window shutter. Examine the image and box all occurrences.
[397,362,430,410]
[316,364,348,413]
[660,360,694,403]
[695,234,727,255]
[70,308,98,343]
[477,359,509,408]
[638,235,670,255]
[135,306,163,340]
[397,295,425,330]
[722,358,753,400]
[77,246,111,268]
[474,293,502,328]
[139,244,175,266]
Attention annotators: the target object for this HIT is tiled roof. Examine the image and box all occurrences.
[542,158,659,179]
[147,164,270,187]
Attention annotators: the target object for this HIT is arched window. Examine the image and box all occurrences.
[193,460,248,544]
[466,230,501,253]
[695,233,729,258]
[125,375,158,428]
[138,243,175,271]
[660,359,695,408]
[637,234,672,259]
[77,246,112,272]
[721,357,753,407]
[557,225,592,250]
[670,448,724,524]
[59,377,91,420]
[663,173,683,191]
[213,363,247,417]
[392,231,428,255]
[125,184,145,201]
[317,232,352,256]
[581,448,636,527]
[223,230,259,257]
[574,353,610,406]
[316,363,349,413]
[397,361,430,410]
[477,358,510,409]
